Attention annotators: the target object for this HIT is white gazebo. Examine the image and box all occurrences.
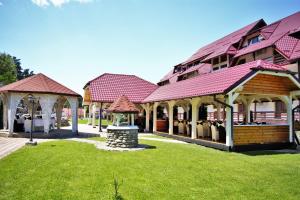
[0,73,81,135]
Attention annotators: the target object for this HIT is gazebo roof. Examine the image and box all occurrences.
[0,73,80,97]
[107,95,139,113]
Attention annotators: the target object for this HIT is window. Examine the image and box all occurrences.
[275,101,286,119]
[158,80,170,86]
[248,35,262,46]
[193,60,200,66]
[255,48,267,56]
[220,55,227,62]
[237,59,246,65]
[212,58,219,65]
[238,104,244,113]
[177,71,199,81]
[212,67,219,71]
[220,64,227,69]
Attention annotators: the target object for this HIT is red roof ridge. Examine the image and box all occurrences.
[0,73,80,97]
[39,73,51,92]
[84,73,147,89]
[107,95,139,113]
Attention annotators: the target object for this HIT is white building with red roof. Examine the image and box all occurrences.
[0,73,81,135]
[84,12,300,151]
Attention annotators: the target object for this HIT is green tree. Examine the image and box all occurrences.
[13,56,34,80]
[0,53,17,86]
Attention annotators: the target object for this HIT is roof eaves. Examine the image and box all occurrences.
[3,90,81,97]
[223,70,257,94]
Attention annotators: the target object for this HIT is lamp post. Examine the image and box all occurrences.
[26,95,37,146]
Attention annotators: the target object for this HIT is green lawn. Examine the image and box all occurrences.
[0,140,300,200]
[87,136,106,142]
[78,119,112,126]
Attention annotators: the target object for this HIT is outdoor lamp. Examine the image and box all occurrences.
[26,94,37,146]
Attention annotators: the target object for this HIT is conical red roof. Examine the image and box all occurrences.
[107,95,139,113]
[0,73,80,97]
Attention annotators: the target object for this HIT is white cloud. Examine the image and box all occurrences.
[0,2,3,6]
[31,0,93,7]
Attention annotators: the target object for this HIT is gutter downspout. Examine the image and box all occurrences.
[214,95,234,149]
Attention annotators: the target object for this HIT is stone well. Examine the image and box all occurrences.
[106,95,140,148]
[106,126,138,148]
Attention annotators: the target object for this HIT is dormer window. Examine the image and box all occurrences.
[248,36,259,45]
[242,34,263,48]
[248,35,263,46]
[158,80,170,86]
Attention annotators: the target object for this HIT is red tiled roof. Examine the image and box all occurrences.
[159,63,212,84]
[143,60,288,103]
[87,73,158,103]
[233,33,283,57]
[107,95,139,113]
[235,11,300,60]
[182,19,264,65]
[290,41,300,61]
[0,73,80,97]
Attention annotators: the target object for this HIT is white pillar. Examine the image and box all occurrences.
[92,104,96,128]
[131,114,135,126]
[67,96,79,133]
[39,95,58,134]
[56,101,64,130]
[191,98,201,139]
[287,94,293,143]
[83,106,87,119]
[145,103,150,132]
[216,104,221,121]
[225,93,234,147]
[186,105,190,121]
[7,93,23,134]
[242,97,254,123]
[153,102,158,132]
[88,104,92,125]
[279,95,293,143]
[168,100,176,135]
[1,95,8,130]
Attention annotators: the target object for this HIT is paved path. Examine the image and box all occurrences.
[0,138,53,160]
[138,136,186,144]
[0,138,28,159]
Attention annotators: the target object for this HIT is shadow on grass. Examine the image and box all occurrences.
[241,149,300,156]
[138,144,156,150]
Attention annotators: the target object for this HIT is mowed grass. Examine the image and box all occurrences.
[0,140,300,200]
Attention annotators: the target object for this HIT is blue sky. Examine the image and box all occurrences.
[0,0,299,95]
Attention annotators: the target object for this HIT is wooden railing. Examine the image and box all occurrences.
[207,111,297,123]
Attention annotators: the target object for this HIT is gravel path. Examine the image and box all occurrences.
[138,136,186,144]
[67,138,147,151]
